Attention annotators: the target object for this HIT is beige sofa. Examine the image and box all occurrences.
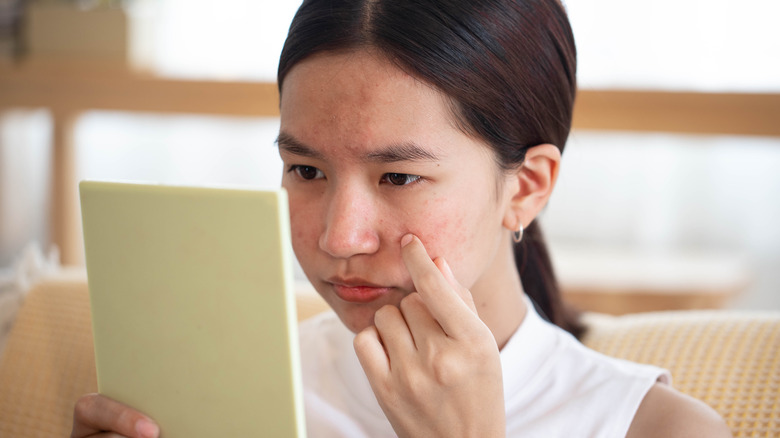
[0,274,778,437]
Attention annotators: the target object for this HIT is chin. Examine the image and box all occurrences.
[331,301,384,334]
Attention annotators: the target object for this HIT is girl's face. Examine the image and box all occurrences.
[279,50,516,333]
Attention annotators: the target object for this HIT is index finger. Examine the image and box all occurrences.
[400,234,481,338]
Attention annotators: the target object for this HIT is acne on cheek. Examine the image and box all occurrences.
[289,220,309,257]
[408,209,468,270]
[293,228,307,244]
[289,210,317,250]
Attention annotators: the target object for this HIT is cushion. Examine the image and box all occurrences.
[583,311,780,437]
[0,277,777,437]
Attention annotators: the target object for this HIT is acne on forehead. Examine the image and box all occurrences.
[282,77,439,162]
[282,52,448,115]
[280,50,507,187]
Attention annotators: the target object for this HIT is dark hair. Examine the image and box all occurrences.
[278,0,584,338]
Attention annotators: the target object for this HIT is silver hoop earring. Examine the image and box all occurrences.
[513,224,524,243]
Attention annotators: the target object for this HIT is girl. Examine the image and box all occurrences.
[72,0,730,436]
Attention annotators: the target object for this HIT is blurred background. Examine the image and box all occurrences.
[1,0,779,314]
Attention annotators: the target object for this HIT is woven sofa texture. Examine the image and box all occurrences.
[0,275,778,437]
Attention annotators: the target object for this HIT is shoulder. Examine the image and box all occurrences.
[626,383,732,438]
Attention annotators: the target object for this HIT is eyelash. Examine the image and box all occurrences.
[286,165,423,187]
[381,173,422,186]
[287,165,324,181]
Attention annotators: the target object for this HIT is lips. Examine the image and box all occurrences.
[327,277,392,303]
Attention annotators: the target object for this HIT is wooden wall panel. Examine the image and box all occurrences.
[1,60,779,264]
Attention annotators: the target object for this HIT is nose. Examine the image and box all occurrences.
[319,186,381,259]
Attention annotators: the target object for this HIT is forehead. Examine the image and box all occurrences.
[283,51,436,102]
[279,50,460,158]
[281,50,445,113]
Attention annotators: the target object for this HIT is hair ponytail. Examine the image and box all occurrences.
[515,221,585,338]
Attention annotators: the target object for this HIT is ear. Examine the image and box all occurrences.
[501,144,561,232]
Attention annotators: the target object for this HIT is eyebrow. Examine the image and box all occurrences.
[365,143,439,163]
[276,132,440,164]
[276,132,325,160]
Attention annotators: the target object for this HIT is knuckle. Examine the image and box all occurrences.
[432,356,467,386]
[399,293,422,313]
[353,327,374,351]
[462,329,488,345]
[373,304,398,327]
[426,349,466,386]
[462,319,495,344]
[462,334,497,359]
[73,393,99,420]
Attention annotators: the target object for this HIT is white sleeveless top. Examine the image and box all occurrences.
[298,299,670,438]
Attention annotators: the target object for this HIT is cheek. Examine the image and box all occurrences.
[404,190,502,291]
[287,195,321,258]
[408,197,471,266]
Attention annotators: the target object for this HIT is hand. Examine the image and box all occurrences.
[353,234,506,438]
[72,393,159,438]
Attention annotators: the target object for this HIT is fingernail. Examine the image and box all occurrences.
[401,234,414,247]
[136,419,159,438]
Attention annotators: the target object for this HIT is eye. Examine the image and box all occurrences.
[382,173,422,186]
[289,165,325,180]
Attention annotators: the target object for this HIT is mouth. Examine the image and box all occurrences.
[326,277,394,303]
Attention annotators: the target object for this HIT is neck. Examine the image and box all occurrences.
[470,236,527,351]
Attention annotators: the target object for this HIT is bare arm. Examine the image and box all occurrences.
[627,384,732,438]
